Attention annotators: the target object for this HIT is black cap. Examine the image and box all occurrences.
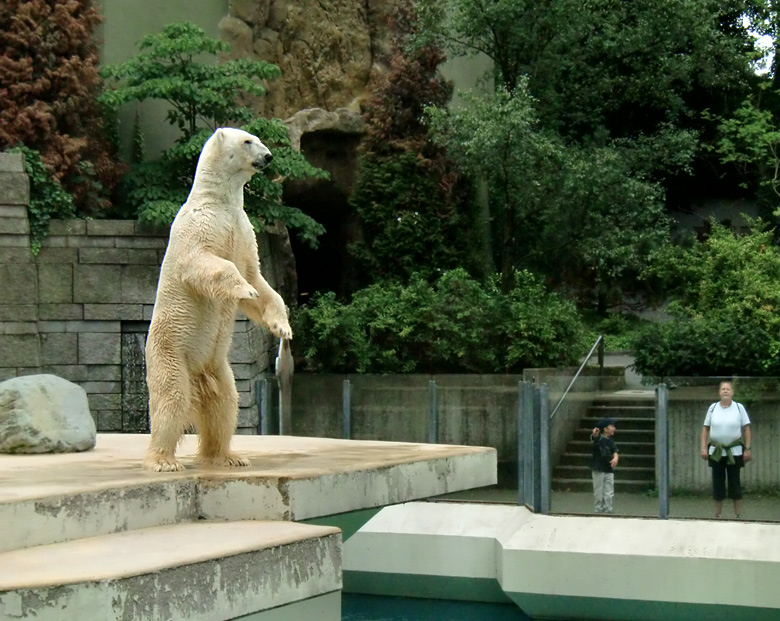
[596,417,617,430]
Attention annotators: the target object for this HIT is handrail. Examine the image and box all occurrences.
[549,334,604,419]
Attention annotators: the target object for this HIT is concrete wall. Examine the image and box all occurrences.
[289,372,601,482]
[667,385,780,492]
[0,153,277,434]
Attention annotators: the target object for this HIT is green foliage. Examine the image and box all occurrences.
[100,22,281,140]
[348,151,470,283]
[347,0,478,287]
[703,92,780,210]
[414,0,757,143]
[584,313,652,352]
[10,146,76,254]
[292,268,586,373]
[426,86,670,305]
[99,22,326,245]
[632,220,780,377]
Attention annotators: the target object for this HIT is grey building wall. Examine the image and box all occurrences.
[0,153,277,434]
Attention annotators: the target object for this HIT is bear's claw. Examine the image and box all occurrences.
[144,456,185,472]
[197,453,251,468]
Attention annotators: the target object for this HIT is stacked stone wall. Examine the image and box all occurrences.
[0,153,274,434]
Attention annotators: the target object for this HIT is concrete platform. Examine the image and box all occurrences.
[0,433,496,620]
[344,502,780,621]
[0,521,341,621]
[0,433,497,551]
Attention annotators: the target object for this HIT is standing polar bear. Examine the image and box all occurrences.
[144,127,292,472]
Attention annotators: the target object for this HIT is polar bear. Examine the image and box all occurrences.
[144,127,292,472]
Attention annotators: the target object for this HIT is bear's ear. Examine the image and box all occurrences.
[214,128,225,143]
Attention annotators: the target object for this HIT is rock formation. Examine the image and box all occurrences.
[220,0,393,120]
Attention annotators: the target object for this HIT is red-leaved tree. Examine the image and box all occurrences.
[346,0,479,287]
[0,0,123,212]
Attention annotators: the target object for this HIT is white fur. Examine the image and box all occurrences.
[144,128,292,472]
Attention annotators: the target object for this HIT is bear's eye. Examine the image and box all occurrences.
[244,139,252,145]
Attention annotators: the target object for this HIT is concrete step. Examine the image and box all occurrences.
[587,405,656,419]
[558,453,655,467]
[554,465,655,481]
[567,440,656,455]
[580,416,655,430]
[0,520,341,621]
[551,478,655,493]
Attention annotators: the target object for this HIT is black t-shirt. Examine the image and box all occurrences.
[590,435,618,473]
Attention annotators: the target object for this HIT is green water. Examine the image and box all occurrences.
[342,594,531,620]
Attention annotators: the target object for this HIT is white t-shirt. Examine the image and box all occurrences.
[704,401,751,457]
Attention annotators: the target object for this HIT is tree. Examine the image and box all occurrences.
[347,0,478,287]
[427,85,670,310]
[415,0,758,144]
[0,0,123,213]
[100,22,326,247]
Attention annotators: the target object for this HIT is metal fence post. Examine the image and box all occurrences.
[517,381,526,506]
[657,383,669,519]
[342,378,352,440]
[524,382,536,511]
[257,378,270,435]
[539,383,550,515]
[428,379,439,444]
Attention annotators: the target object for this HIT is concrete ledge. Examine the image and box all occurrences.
[0,520,341,621]
[344,502,780,621]
[0,434,496,550]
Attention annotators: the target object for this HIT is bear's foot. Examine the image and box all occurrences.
[144,454,185,472]
[195,452,251,468]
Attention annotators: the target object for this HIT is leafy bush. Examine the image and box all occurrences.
[0,0,123,213]
[100,22,326,246]
[347,0,478,287]
[292,268,586,373]
[632,220,780,378]
[9,146,75,254]
[584,313,652,352]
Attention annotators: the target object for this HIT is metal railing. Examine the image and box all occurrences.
[549,334,604,420]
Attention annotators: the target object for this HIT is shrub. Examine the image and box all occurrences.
[632,220,780,378]
[0,0,123,213]
[292,268,586,373]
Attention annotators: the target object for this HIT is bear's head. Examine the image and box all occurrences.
[198,127,273,185]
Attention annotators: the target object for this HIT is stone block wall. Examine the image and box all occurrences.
[0,153,276,434]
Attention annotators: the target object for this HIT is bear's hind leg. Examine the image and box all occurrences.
[145,365,192,472]
[192,362,250,468]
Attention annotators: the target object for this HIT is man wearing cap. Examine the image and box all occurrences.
[590,417,619,514]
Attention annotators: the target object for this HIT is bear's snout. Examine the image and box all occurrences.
[253,152,273,170]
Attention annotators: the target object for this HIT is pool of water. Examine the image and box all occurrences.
[342,594,531,620]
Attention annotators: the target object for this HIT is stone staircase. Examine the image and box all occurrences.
[553,393,656,493]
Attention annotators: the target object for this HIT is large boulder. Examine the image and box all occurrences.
[0,374,96,454]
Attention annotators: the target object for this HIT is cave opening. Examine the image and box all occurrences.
[284,128,363,305]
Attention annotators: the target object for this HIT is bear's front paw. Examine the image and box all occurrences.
[144,455,185,472]
[271,320,293,340]
[235,284,259,299]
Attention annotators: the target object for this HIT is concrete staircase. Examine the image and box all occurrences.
[553,393,656,493]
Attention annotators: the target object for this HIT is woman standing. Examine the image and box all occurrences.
[700,380,752,518]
